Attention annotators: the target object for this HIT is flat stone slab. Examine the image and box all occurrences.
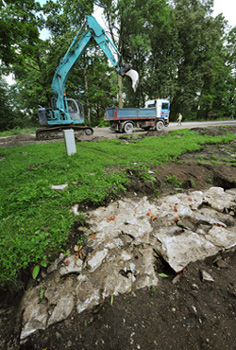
[20,187,236,341]
[59,255,83,276]
[87,249,108,272]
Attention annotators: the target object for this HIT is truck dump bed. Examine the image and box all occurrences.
[105,107,156,120]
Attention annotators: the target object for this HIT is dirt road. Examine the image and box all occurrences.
[92,120,236,139]
[0,120,235,148]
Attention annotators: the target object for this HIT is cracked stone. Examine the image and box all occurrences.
[87,249,108,272]
[204,187,235,212]
[21,303,48,340]
[59,255,83,276]
[154,228,218,272]
[47,253,64,274]
[76,278,101,313]
[192,213,226,227]
[205,226,236,248]
[47,295,74,326]
[44,279,73,305]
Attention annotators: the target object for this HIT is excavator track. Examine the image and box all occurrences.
[36,126,94,140]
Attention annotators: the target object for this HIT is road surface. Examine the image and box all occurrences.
[92,120,236,138]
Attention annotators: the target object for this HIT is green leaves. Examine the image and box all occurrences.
[0,0,41,66]
[32,265,40,280]
[32,259,48,280]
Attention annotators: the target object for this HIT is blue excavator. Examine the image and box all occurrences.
[37,15,139,140]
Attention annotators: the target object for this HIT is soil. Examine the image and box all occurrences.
[0,126,236,350]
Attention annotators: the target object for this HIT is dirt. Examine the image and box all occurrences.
[0,126,236,350]
[20,251,236,350]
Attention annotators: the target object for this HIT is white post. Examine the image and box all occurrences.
[63,129,76,156]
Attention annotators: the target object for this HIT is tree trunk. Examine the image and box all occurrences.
[118,75,123,108]
[84,65,91,125]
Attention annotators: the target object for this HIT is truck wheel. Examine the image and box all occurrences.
[85,128,93,135]
[124,122,134,134]
[155,121,164,131]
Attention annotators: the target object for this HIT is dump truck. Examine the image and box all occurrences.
[104,98,170,133]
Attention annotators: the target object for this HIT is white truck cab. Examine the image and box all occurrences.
[145,98,170,124]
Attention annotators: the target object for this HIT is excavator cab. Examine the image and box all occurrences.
[67,98,84,121]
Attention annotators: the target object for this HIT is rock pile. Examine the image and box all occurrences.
[20,187,236,342]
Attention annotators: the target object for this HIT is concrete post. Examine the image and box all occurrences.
[63,129,76,156]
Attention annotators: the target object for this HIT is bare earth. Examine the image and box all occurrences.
[0,125,236,350]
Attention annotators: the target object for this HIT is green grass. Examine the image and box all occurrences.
[0,127,37,137]
[164,175,182,187]
[0,129,236,289]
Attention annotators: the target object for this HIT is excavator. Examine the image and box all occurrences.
[36,15,139,140]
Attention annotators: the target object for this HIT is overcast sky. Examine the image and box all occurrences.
[213,0,236,27]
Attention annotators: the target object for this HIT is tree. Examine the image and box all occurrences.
[143,0,177,104]
[1,0,235,131]
[0,78,26,130]
[0,0,41,66]
[224,26,236,117]
[0,1,44,128]
[40,0,118,124]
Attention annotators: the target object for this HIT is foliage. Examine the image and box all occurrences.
[0,79,16,131]
[164,175,182,187]
[0,0,41,66]
[1,0,236,131]
[0,129,236,289]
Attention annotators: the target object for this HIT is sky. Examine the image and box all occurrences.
[213,0,236,27]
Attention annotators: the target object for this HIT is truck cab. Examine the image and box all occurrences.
[145,99,170,125]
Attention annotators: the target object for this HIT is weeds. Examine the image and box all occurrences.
[164,175,182,187]
[189,179,195,188]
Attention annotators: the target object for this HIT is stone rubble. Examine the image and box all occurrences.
[59,255,83,276]
[20,187,236,342]
[51,184,68,191]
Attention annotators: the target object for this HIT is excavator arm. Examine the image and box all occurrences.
[52,15,139,114]
[36,15,139,140]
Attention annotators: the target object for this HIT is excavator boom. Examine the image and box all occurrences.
[37,15,139,140]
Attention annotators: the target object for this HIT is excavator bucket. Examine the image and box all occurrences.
[125,69,139,92]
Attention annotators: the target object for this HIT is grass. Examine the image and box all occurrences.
[164,175,182,187]
[0,128,236,289]
[0,127,36,137]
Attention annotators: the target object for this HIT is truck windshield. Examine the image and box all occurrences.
[162,103,169,110]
